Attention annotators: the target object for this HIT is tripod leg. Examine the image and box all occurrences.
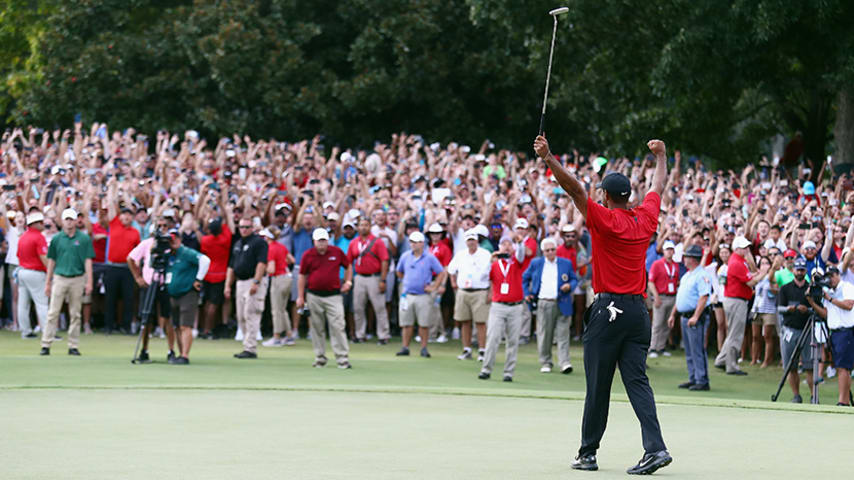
[772,323,811,401]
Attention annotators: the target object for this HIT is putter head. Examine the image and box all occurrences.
[549,7,569,16]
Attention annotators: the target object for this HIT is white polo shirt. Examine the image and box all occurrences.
[539,257,559,300]
[823,280,854,329]
[448,247,492,289]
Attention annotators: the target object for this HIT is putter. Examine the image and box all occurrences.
[539,6,570,135]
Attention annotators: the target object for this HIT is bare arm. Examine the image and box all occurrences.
[647,140,668,197]
[534,135,588,218]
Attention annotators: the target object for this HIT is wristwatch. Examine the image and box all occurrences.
[252,279,260,285]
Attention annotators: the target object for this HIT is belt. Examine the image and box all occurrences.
[661,294,676,297]
[356,273,380,277]
[308,289,340,297]
[538,298,557,302]
[497,301,522,306]
[595,293,643,302]
[461,288,488,292]
[679,311,695,317]
[55,274,84,279]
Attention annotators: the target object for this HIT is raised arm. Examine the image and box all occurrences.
[534,135,587,218]
[647,140,668,197]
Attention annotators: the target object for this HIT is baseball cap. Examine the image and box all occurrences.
[683,244,703,258]
[61,208,78,221]
[326,212,340,222]
[662,240,676,250]
[312,228,329,241]
[26,212,44,225]
[803,181,816,195]
[514,218,529,230]
[162,208,176,218]
[560,224,576,233]
[473,224,489,237]
[342,221,355,229]
[802,240,817,250]
[783,249,798,258]
[259,228,274,240]
[428,223,444,233]
[347,208,361,219]
[408,231,425,243]
[323,201,335,210]
[827,265,840,275]
[597,171,631,198]
[732,236,751,250]
[793,258,807,270]
[464,229,478,241]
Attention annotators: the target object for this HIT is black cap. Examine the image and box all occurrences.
[120,207,133,215]
[793,258,807,270]
[597,172,631,198]
[827,266,840,275]
[683,244,704,258]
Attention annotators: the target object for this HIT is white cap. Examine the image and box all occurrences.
[323,201,335,210]
[162,208,176,218]
[662,240,676,250]
[560,224,576,233]
[347,208,361,219]
[408,231,425,243]
[26,212,44,225]
[312,228,330,241]
[428,223,444,233]
[802,240,817,250]
[464,229,478,241]
[732,236,751,250]
[473,224,489,237]
[327,212,340,222]
[259,228,275,240]
[61,208,78,221]
[342,221,355,229]
[514,218,529,230]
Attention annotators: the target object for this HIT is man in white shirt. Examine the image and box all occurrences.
[808,266,854,406]
[448,229,492,361]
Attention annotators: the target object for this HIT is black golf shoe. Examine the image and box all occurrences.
[627,450,672,475]
[571,454,598,471]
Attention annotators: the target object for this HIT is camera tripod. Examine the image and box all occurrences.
[771,312,831,404]
[131,273,182,364]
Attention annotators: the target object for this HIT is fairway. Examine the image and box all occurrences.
[0,331,851,479]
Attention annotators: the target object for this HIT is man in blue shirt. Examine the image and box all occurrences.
[668,244,712,390]
[395,231,446,358]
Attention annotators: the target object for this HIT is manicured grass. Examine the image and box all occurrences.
[0,330,850,479]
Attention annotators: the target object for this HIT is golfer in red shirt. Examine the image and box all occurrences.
[535,135,671,475]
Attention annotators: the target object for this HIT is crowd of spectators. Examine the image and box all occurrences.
[1,121,852,401]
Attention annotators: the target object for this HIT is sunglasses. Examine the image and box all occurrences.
[239,225,253,229]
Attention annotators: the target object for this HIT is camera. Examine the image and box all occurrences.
[809,271,831,302]
[297,306,310,319]
[150,231,174,272]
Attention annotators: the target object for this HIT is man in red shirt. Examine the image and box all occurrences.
[647,240,680,357]
[427,222,453,342]
[514,218,538,344]
[200,217,231,339]
[298,228,353,368]
[104,205,141,334]
[535,135,671,474]
[478,237,526,382]
[714,236,766,375]
[346,218,390,344]
[16,211,49,338]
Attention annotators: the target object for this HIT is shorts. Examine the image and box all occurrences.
[399,294,431,328]
[780,325,813,371]
[140,285,171,320]
[202,281,225,306]
[171,290,199,328]
[454,289,489,324]
[757,313,777,330]
[830,327,854,370]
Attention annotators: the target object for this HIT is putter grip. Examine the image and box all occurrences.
[539,114,545,136]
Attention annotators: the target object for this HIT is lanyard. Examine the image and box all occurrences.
[498,259,511,279]
[663,261,676,279]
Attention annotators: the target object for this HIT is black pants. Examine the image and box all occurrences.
[579,293,666,456]
[104,265,135,331]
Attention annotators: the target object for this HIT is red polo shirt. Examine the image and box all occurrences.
[267,241,290,276]
[556,244,577,270]
[490,257,524,303]
[429,242,452,267]
[107,216,140,264]
[649,258,679,295]
[92,222,107,263]
[201,225,232,283]
[588,192,660,295]
[17,227,47,272]
[346,234,388,275]
[301,245,349,291]
[521,236,537,272]
[724,252,753,299]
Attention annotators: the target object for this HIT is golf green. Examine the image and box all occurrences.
[0,331,850,479]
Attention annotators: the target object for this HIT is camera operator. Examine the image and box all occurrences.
[776,259,813,403]
[805,266,854,406]
[163,229,210,365]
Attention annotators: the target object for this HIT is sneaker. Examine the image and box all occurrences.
[572,335,581,342]
[24,332,37,339]
[420,347,431,358]
[457,349,472,360]
[678,381,695,389]
[366,333,374,340]
[337,361,352,369]
[519,336,530,345]
[792,394,803,404]
[68,348,81,356]
[451,327,461,340]
[235,328,244,341]
[540,365,552,373]
[726,370,748,376]
[39,347,50,356]
[131,322,139,335]
[477,349,485,362]
[282,336,296,346]
[626,450,672,475]
[352,337,365,344]
[503,376,513,382]
[136,350,151,364]
[262,337,284,347]
[377,338,389,345]
[661,350,672,357]
[291,331,301,340]
[436,334,449,344]
[648,351,659,359]
[154,326,165,338]
[84,324,94,335]
[396,347,410,356]
[688,383,710,391]
[560,364,573,374]
[478,372,490,380]
[167,350,176,362]
[233,351,257,359]
[256,330,263,341]
[571,454,598,471]
[173,356,190,365]
[826,366,837,379]
[312,357,328,368]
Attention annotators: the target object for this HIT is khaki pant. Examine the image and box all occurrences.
[536,300,571,369]
[399,293,431,328]
[307,293,349,363]
[42,275,85,348]
[453,289,489,323]
[270,274,292,335]
[481,302,522,377]
[353,274,389,340]
[428,290,443,339]
[650,295,676,351]
[236,278,268,354]
[715,297,748,373]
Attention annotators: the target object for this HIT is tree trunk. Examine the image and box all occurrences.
[834,88,854,165]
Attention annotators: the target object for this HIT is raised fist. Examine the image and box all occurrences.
[533,135,551,159]
[647,139,666,157]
